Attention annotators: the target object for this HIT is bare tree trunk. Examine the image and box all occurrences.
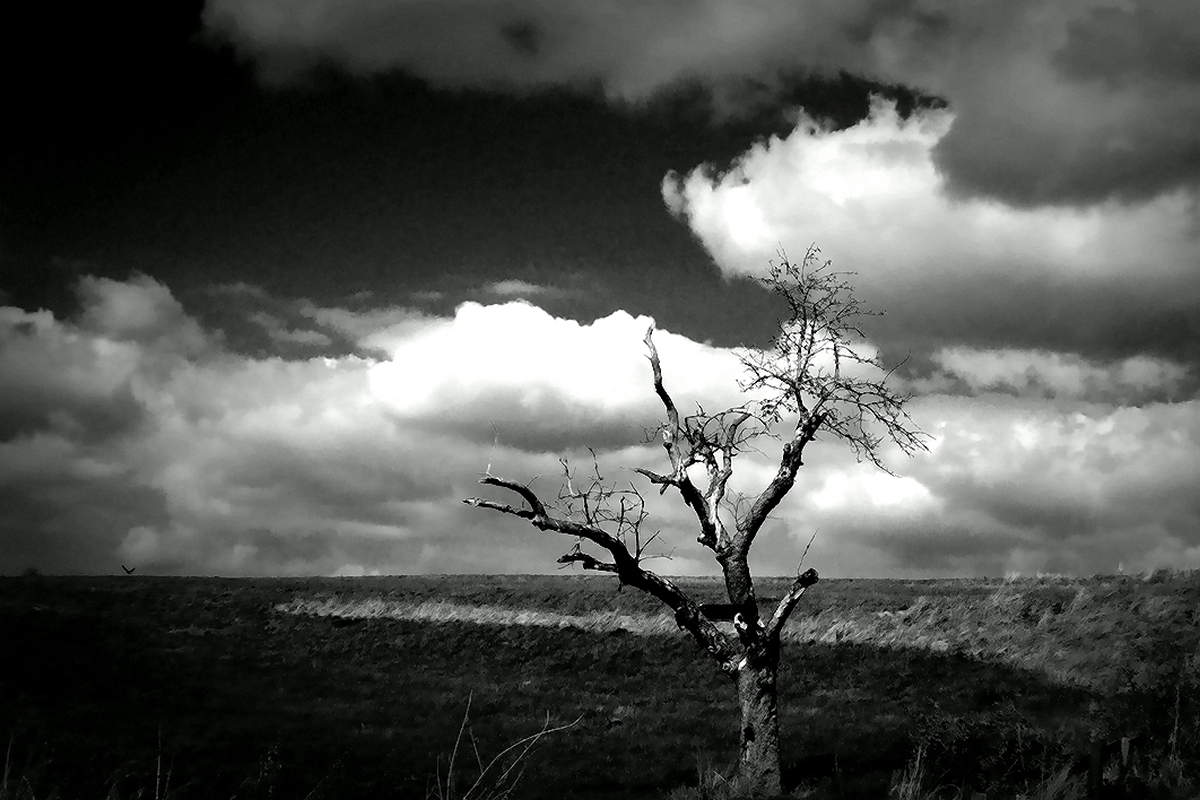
[736,651,783,797]
[465,255,922,799]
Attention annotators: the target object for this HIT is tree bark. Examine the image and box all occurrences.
[720,549,760,633]
[736,651,783,797]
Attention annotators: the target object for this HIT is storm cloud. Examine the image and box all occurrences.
[7,2,1197,579]
[3,274,1198,577]
[0,276,747,576]
[662,99,1200,370]
[206,0,1200,206]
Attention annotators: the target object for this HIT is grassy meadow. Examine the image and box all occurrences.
[1,572,1197,799]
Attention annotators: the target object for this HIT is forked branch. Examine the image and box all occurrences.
[643,326,771,554]
[736,247,928,547]
[465,473,742,671]
[464,248,926,680]
[766,568,819,642]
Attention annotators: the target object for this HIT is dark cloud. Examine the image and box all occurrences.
[500,19,544,58]
[903,0,1200,205]
[0,381,146,445]
[863,522,1025,576]
[0,480,170,576]
[1056,2,1200,87]
[869,272,1200,378]
[217,430,449,515]
[974,0,1200,204]
[0,275,745,575]
[201,0,1200,206]
[0,309,150,444]
[0,276,424,575]
[408,406,652,456]
[7,4,1199,579]
[663,96,1200,386]
[932,108,1200,206]
[4,271,1199,577]
[906,347,1197,409]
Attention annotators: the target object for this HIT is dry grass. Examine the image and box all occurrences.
[271,571,1199,796]
[4,573,1197,799]
[275,597,678,636]
[427,695,580,800]
[278,571,1200,692]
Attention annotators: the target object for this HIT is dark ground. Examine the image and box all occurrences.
[1,574,1195,799]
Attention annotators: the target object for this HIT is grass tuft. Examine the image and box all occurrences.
[427,695,580,800]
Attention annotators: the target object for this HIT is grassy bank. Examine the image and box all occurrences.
[1,573,1196,798]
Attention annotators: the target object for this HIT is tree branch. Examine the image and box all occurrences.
[643,326,725,550]
[738,412,823,552]
[734,247,928,549]
[633,466,714,547]
[464,497,540,522]
[465,473,743,674]
[473,474,550,520]
[465,249,926,686]
[557,551,618,573]
[644,325,680,432]
[766,568,819,642]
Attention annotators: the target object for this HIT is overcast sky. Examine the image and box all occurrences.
[2,0,1198,578]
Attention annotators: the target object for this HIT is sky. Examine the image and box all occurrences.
[2,0,1198,578]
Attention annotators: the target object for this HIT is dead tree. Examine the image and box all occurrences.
[464,247,927,797]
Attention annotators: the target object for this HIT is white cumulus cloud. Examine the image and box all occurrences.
[663,99,1199,289]
[367,300,748,449]
[4,274,1198,579]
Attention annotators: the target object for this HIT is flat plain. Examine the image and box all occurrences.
[1,572,1197,799]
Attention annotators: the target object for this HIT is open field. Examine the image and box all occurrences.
[1,573,1197,799]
